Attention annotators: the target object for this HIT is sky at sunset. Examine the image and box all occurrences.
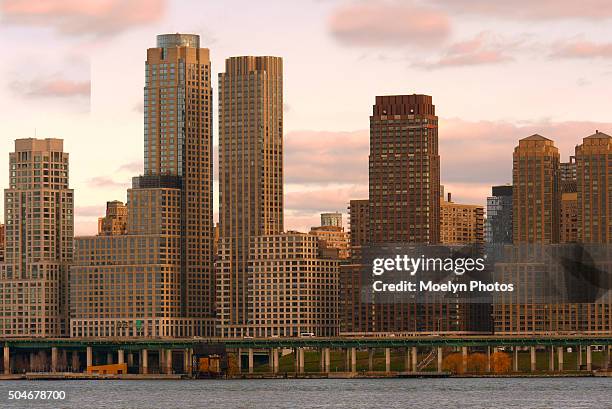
[1,0,612,235]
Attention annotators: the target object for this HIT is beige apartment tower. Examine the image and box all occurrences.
[512,134,560,244]
[70,34,215,337]
[71,177,207,337]
[576,131,612,243]
[0,138,73,337]
[145,34,214,320]
[216,56,283,337]
[248,232,339,337]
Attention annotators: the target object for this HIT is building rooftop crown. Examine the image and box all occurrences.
[584,130,612,139]
[521,134,551,141]
[156,33,200,49]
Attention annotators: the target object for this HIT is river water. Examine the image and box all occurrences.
[0,378,609,408]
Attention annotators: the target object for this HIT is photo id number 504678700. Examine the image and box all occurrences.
[8,390,66,400]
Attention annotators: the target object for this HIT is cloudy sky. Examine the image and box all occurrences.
[1,0,612,235]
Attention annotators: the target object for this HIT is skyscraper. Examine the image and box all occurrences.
[368,94,440,244]
[71,34,215,338]
[145,33,214,319]
[486,185,513,244]
[216,56,283,337]
[0,138,73,337]
[576,131,612,243]
[512,135,560,244]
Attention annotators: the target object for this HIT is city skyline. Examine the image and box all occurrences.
[2,0,612,235]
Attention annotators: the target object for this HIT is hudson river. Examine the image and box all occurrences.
[0,378,609,408]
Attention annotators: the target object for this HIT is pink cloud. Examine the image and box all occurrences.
[415,32,514,69]
[551,40,612,59]
[1,0,165,37]
[328,1,451,47]
[285,130,368,184]
[433,0,612,20]
[13,78,90,98]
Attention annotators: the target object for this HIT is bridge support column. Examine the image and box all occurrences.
[183,349,191,375]
[350,347,357,373]
[165,349,172,374]
[51,347,58,373]
[297,348,304,373]
[437,347,443,373]
[272,348,279,374]
[577,346,582,370]
[461,346,468,373]
[586,346,592,371]
[86,347,93,370]
[319,349,324,372]
[237,349,242,373]
[324,348,330,372]
[344,349,350,371]
[248,348,254,374]
[368,348,374,372]
[513,347,518,372]
[530,346,536,372]
[404,348,410,372]
[605,346,611,371]
[3,345,10,375]
[411,347,417,373]
[128,352,134,368]
[140,349,148,374]
[486,347,491,373]
[549,347,554,372]
[557,347,564,372]
[385,348,391,373]
[118,349,125,365]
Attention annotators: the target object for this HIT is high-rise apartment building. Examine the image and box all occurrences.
[97,200,128,236]
[145,33,214,320]
[440,193,484,244]
[70,34,215,337]
[485,185,513,244]
[368,94,440,244]
[216,56,283,337]
[248,232,339,337]
[576,131,612,243]
[0,138,73,337]
[71,177,189,337]
[512,134,560,244]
